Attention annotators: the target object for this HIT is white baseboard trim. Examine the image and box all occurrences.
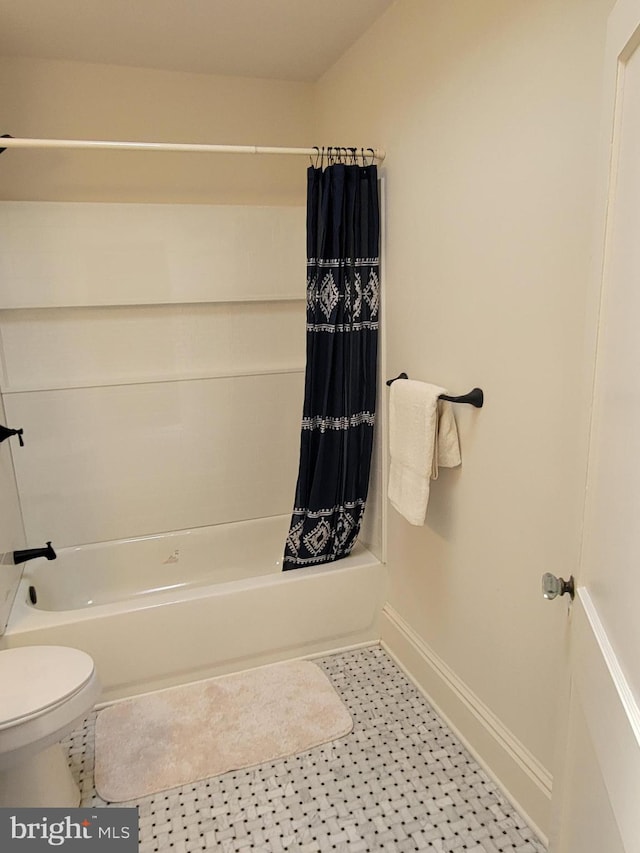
[381,604,551,844]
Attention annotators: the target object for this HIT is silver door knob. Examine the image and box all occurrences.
[542,573,575,600]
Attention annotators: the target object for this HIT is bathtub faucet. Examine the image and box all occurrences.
[13,542,57,565]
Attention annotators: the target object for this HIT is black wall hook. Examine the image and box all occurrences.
[386,373,484,408]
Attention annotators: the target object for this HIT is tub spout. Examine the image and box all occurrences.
[13,542,57,564]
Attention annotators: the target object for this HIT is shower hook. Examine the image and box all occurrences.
[310,146,320,168]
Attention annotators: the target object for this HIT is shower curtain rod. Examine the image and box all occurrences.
[0,136,386,162]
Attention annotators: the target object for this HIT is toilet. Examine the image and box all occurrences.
[0,645,101,807]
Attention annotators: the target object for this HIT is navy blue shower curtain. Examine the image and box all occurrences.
[283,163,380,570]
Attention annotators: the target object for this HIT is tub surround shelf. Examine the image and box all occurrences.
[0,298,306,395]
[1,366,305,395]
[0,202,306,310]
[0,296,306,311]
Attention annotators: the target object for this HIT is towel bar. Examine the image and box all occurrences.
[385,373,484,408]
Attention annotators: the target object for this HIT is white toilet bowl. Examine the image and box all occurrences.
[0,645,101,807]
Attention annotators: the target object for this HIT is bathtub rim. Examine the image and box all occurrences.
[18,512,293,613]
[6,541,382,635]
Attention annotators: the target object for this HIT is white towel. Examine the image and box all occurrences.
[435,399,462,473]
[388,380,461,525]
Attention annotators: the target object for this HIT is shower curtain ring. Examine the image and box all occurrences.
[311,146,320,168]
[367,148,375,166]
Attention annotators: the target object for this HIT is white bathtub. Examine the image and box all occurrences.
[1,515,386,702]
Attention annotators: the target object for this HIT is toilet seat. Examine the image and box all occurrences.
[0,646,96,729]
[0,645,100,806]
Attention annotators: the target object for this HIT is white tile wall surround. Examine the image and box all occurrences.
[0,201,309,549]
[0,202,305,308]
[0,302,305,392]
[5,373,304,548]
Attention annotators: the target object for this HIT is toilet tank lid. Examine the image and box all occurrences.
[0,645,96,728]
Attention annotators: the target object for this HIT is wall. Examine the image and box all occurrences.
[316,0,614,834]
[0,57,313,204]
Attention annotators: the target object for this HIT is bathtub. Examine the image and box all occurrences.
[1,515,386,702]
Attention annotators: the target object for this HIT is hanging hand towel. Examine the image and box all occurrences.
[388,380,461,525]
[434,399,462,473]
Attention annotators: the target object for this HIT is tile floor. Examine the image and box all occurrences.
[63,646,547,853]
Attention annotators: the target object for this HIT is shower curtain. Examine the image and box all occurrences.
[283,162,380,570]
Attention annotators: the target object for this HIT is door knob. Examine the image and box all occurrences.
[542,573,575,600]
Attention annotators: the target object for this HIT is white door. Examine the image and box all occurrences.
[549,1,640,850]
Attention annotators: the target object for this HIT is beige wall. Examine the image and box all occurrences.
[316,0,613,830]
[0,57,313,204]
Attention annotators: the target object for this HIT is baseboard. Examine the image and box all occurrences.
[381,604,551,843]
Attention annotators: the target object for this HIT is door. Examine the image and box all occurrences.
[549,1,640,850]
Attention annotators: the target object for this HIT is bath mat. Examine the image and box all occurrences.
[94,659,352,802]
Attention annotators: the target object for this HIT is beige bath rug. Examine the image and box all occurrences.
[94,659,352,802]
